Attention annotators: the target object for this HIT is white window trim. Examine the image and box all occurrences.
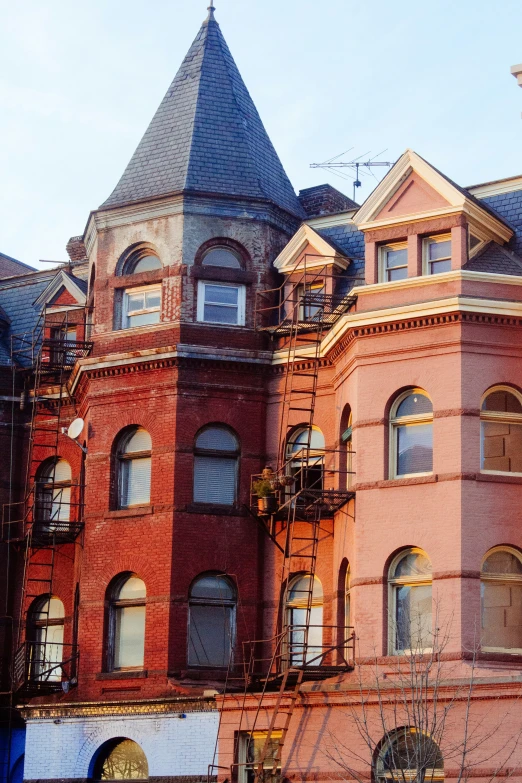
[197,280,246,326]
[389,389,434,480]
[379,242,408,283]
[480,385,522,477]
[238,731,282,783]
[481,546,522,654]
[422,234,452,276]
[388,548,433,656]
[123,284,162,329]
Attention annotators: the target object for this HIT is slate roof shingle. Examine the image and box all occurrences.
[463,241,522,276]
[101,14,305,220]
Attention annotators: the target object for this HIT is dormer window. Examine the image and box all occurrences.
[423,236,451,275]
[123,285,161,328]
[202,247,242,269]
[380,243,408,282]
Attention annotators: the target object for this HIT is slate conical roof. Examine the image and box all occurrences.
[101,10,305,219]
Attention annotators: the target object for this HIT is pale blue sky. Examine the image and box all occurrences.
[1,0,521,269]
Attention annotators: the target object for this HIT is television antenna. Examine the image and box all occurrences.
[310,149,395,202]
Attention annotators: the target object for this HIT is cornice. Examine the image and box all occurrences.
[21,696,216,720]
[468,175,522,198]
[357,268,522,296]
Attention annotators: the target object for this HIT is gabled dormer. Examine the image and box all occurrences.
[355,150,513,284]
[34,269,87,311]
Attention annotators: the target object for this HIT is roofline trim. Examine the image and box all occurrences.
[467,175,522,199]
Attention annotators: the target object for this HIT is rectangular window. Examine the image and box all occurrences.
[424,236,451,275]
[188,604,233,667]
[123,286,161,328]
[197,281,246,326]
[298,282,325,320]
[120,457,152,507]
[380,244,408,282]
[481,421,522,474]
[238,732,282,783]
[114,605,146,669]
[396,423,433,476]
[482,582,522,651]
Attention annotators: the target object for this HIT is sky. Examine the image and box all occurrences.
[0,0,521,270]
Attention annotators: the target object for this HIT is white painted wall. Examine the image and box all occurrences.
[24,709,219,779]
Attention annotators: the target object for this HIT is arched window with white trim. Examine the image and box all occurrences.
[115,428,152,509]
[35,459,72,530]
[29,596,65,682]
[188,574,236,667]
[390,390,433,478]
[286,574,323,665]
[481,387,522,475]
[193,426,239,505]
[375,728,444,783]
[108,575,147,671]
[389,549,432,654]
[286,426,325,493]
[481,548,522,652]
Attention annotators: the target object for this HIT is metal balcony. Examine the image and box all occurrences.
[13,641,78,696]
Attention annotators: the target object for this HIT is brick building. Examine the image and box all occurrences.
[2,6,522,783]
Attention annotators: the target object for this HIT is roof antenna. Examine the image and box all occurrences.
[310,149,394,202]
[207,0,215,20]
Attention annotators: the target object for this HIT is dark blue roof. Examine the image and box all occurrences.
[316,224,366,279]
[463,241,522,276]
[477,190,522,257]
[101,13,305,219]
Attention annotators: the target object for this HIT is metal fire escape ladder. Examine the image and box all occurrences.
[2,305,92,696]
[239,262,357,783]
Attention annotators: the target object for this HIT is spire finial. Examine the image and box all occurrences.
[207,0,215,20]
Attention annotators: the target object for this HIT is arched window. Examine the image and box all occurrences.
[121,246,162,275]
[389,549,432,654]
[29,596,65,682]
[286,426,325,493]
[35,459,72,530]
[93,738,149,781]
[340,405,354,489]
[115,428,152,509]
[188,574,236,667]
[202,246,242,269]
[193,426,239,505]
[286,575,323,665]
[481,548,522,652]
[108,575,146,671]
[345,564,351,630]
[390,390,433,478]
[375,728,443,783]
[481,387,522,474]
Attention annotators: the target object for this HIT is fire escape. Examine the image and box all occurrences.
[231,258,358,783]
[1,305,92,698]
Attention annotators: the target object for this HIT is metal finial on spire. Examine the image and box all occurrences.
[207,0,215,20]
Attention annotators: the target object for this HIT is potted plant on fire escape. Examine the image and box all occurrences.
[254,467,279,515]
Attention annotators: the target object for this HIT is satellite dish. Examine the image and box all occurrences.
[67,418,84,440]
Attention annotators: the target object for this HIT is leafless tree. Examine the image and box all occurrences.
[323,614,522,783]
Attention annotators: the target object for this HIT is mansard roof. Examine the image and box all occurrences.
[101,11,305,219]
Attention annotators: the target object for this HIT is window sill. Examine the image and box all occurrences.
[104,506,153,519]
[477,472,522,485]
[357,475,437,490]
[477,651,522,664]
[186,503,245,517]
[97,670,148,680]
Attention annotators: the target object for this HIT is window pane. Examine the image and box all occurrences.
[288,575,323,602]
[144,290,161,308]
[191,575,235,601]
[388,266,408,282]
[128,310,160,327]
[133,255,161,272]
[205,285,239,305]
[98,739,149,780]
[34,597,65,622]
[123,428,152,454]
[121,457,151,506]
[35,623,64,681]
[287,604,323,664]
[396,393,433,418]
[188,604,232,666]
[482,582,522,650]
[203,248,241,269]
[482,390,522,414]
[127,293,145,312]
[114,605,145,668]
[429,259,451,275]
[118,577,146,600]
[395,583,432,651]
[482,420,522,473]
[193,456,236,504]
[203,304,239,324]
[397,423,433,475]
[483,551,522,576]
[196,427,238,451]
[386,248,407,268]
[394,552,432,579]
[429,240,451,261]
